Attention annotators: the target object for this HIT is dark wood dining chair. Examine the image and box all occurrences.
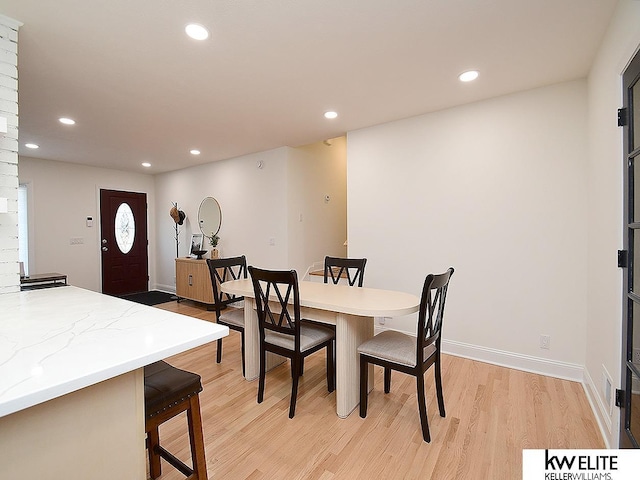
[144,360,208,479]
[207,255,247,375]
[323,256,367,287]
[248,266,335,418]
[358,267,454,442]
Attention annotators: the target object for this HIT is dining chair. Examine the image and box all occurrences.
[323,256,367,286]
[144,360,208,479]
[358,267,454,442]
[248,266,336,418]
[207,255,247,375]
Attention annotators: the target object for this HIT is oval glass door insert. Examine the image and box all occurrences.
[115,202,135,254]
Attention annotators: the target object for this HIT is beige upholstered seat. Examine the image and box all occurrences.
[358,330,437,367]
[218,306,244,328]
[358,267,454,443]
[265,324,335,351]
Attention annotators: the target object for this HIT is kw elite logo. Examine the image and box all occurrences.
[543,450,616,479]
[523,449,640,480]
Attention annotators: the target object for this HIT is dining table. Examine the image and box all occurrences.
[220,278,420,418]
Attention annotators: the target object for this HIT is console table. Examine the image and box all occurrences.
[20,272,67,290]
[175,258,214,306]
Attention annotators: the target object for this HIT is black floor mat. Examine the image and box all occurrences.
[120,290,177,306]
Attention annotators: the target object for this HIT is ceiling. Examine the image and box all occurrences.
[0,0,618,174]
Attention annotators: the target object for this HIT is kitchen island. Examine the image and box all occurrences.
[0,286,228,479]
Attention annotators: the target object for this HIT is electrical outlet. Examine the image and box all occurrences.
[540,334,551,350]
[633,348,640,364]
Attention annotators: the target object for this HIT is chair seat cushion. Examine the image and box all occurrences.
[144,361,202,419]
[219,307,244,328]
[265,322,334,352]
[357,330,436,367]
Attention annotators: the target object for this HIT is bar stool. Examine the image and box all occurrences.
[144,361,208,480]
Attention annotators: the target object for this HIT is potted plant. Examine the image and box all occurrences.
[209,234,220,258]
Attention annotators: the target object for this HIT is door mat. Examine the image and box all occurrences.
[120,290,177,306]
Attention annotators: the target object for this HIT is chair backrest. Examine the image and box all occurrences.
[416,267,454,364]
[324,256,367,287]
[248,266,302,350]
[206,255,247,318]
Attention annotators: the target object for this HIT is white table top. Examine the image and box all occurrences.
[0,286,228,418]
[221,279,420,317]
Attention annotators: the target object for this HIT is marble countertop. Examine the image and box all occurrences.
[0,286,228,418]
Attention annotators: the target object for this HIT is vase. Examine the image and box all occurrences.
[210,249,219,259]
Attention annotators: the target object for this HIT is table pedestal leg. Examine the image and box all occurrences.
[336,313,374,418]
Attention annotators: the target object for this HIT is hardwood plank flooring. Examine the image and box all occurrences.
[152,300,604,479]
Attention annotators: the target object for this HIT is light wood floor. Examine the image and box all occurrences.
[152,300,604,480]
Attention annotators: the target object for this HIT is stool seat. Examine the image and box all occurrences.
[145,361,202,417]
[144,361,208,480]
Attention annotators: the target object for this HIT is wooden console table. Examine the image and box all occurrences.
[175,258,214,306]
[21,272,67,290]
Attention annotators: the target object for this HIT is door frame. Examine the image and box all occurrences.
[97,186,150,295]
[620,47,640,449]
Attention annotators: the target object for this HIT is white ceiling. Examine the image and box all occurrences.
[0,0,618,174]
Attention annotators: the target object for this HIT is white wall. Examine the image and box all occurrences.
[154,147,289,292]
[287,136,347,275]
[348,80,588,372]
[18,157,156,292]
[585,0,640,448]
[0,15,20,294]
[154,141,348,291]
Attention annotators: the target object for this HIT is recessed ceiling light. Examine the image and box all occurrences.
[25,143,39,149]
[141,162,151,168]
[185,24,209,40]
[59,117,76,125]
[324,111,338,119]
[458,70,479,82]
[190,149,201,155]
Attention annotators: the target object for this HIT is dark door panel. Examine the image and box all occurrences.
[100,189,148,296]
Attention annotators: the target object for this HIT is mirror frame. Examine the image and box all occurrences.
[198,197,222,239]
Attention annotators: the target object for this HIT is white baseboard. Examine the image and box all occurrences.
[441,339,584,382]
[582,368,613,448]
[371,331,612,447]
[153,283,176,294]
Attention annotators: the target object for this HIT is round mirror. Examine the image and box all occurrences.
[198,197,222,239]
